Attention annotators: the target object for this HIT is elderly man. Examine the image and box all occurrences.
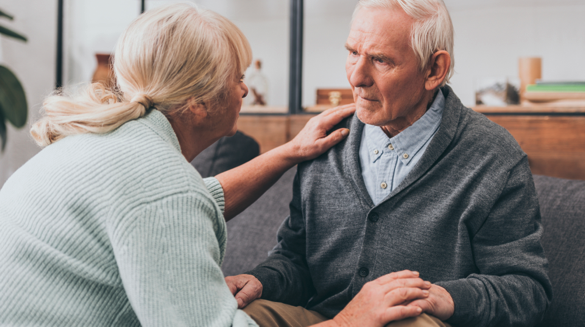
[226,0,551,326]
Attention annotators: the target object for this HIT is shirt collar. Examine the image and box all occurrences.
[364,89,445,165]
[138,109,182,153]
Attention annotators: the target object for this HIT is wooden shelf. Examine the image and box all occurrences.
[238,107,585,181]
[473,104,585,114]
[240,105,288,114]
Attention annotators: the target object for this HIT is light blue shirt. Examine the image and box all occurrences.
[359,90,445,205]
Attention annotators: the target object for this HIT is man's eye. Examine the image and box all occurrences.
[350,51,358,56]
[374,58,384,64]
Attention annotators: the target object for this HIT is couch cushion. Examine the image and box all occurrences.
[222,167,296,276]
[192,131,260,178]
[533,175,585,327]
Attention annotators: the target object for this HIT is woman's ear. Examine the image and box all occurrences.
[425,50,451,91]
[187,97,208,122]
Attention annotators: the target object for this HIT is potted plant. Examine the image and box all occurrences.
[0,8,27,151]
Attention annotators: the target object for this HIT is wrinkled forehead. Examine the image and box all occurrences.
[347,6,414,53]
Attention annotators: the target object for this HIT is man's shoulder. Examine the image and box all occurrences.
[442,87,525,164]
[458,106,525,159]
[296,114,359,181]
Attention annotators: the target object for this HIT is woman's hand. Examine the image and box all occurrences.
[284,104,355,163]
[216,104,355,221]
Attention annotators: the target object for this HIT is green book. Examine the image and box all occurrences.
[526,84,585,92]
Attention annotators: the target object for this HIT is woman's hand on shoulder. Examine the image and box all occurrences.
[285,104,355,163]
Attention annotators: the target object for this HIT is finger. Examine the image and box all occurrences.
[385,287,430,307]
[234,282,262,309]
[314,128,350,149]
[375,270,419,284]
[382,305,423,324]
[313,104,356,129]
[224,277,238,295]
[406,299,432,313]
[320,103,356,116]
[379,278,431,293]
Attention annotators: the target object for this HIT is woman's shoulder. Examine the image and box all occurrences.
[32,113,209,207]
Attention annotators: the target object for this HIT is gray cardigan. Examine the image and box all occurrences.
[248,86,552,327]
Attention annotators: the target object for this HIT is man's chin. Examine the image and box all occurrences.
[355,105,385,126]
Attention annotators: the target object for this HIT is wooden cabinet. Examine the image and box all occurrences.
[238,114,314,153]
[238,106,585,181]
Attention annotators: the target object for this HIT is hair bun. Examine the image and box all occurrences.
[130,94,154,109]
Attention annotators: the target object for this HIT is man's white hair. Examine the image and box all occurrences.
[354,0,454,86]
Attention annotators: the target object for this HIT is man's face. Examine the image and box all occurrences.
[345,6,429,127]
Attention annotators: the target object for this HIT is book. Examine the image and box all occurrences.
[536,80,585,85]
[526,84,585,92]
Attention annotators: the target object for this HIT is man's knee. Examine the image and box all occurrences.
[244,299,328,327]
[386,314,451,327]
[243,299,275,322]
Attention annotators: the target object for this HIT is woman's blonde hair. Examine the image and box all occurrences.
[31,3,252,146]
[354,0,454,86]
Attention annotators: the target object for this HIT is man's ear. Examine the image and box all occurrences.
[186,97,208,123]
[424,50,451,91]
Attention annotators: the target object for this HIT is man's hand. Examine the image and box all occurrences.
[406,284,454,321]
[326,270,431,327]
[225,274,263,309]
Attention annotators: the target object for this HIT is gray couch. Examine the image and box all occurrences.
[221,167,585,327]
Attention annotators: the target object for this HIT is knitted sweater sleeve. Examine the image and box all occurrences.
[437,156,552,327]
[108,191,257,327]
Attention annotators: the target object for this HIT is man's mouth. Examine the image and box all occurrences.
[358,95,377,102]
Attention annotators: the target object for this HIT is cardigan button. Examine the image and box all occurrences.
[359,267,369,277]
[369,213,379,222]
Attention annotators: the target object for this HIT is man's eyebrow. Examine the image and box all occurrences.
[369,52,394,63]
[344,44,393,62]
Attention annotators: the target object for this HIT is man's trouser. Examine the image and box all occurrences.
[244,299,452,327]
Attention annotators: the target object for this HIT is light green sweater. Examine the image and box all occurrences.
[0,110,257,327]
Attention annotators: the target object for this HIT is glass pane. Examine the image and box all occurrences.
[302,0,356,112]
[147,0,290,113]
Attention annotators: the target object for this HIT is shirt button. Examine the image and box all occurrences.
[369,213,379,222]
[388,144,394,150]
[403,153,409,159]
[380,182,387,189]
[359,267,369,277]
[373,149,379,155]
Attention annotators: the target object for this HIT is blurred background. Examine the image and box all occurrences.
[1,0,584,187]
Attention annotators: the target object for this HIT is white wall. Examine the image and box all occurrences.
[301,0,585,107]
[64,0,140,85]
[448,0,585,105]
[0,0,56,188]
[146,0,291,107]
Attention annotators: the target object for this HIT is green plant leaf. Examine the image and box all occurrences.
[0,24,26,42]
[0,108,6,151]
[0,65,27,128]
[0,9,14,20]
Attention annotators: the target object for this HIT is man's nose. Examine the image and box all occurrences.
[349,56,373,88]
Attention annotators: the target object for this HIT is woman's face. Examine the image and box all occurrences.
[218,73,248,137]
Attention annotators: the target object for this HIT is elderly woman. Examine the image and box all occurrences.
[0,4,353,326]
